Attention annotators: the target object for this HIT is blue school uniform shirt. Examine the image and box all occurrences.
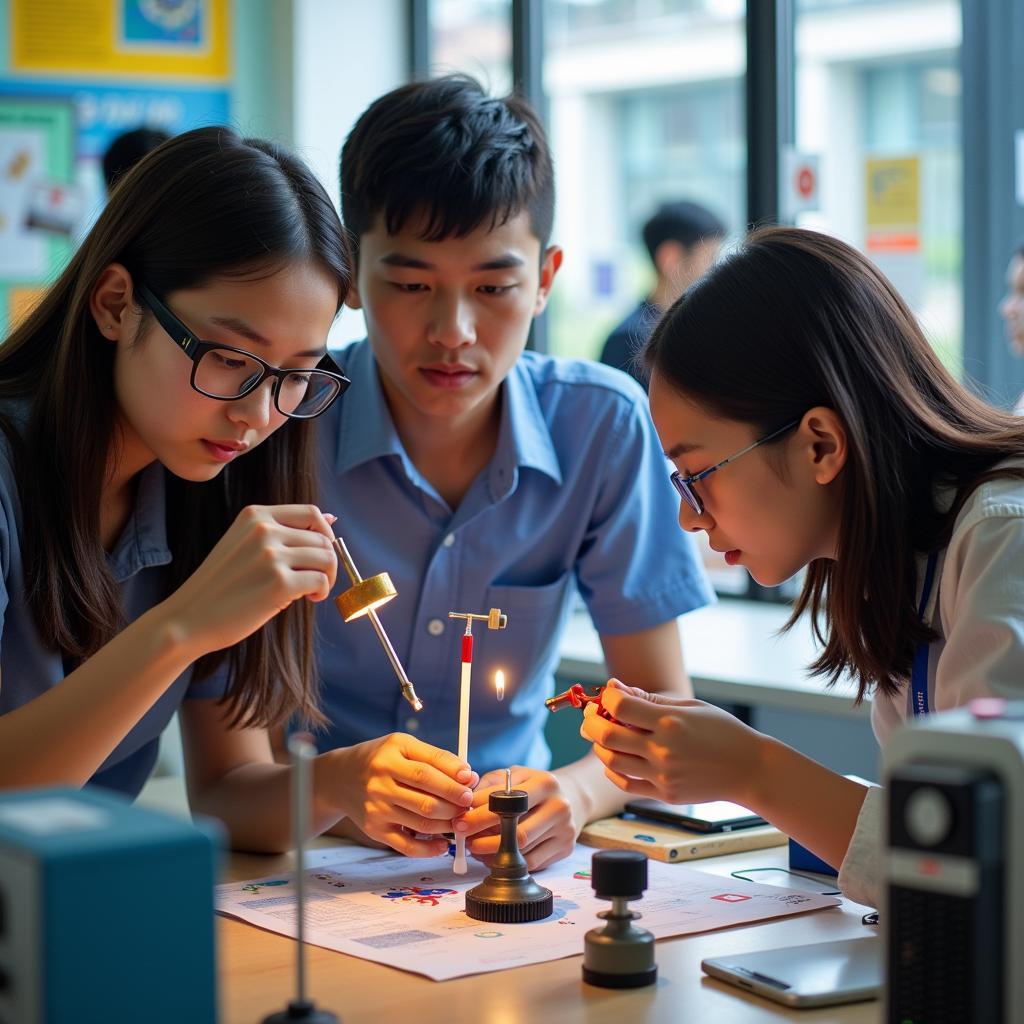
[311,339,713,772]
[0,401,200,798]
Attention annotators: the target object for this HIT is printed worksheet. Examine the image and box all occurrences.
[215,845,840,980]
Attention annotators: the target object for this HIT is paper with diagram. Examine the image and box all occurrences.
[215,844,840,980]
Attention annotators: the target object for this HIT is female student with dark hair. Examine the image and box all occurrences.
[582,226,1024,906]
[0,127,381,851]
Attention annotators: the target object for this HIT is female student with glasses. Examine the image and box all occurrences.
[582,226,1024,907]
[0,128,392,850]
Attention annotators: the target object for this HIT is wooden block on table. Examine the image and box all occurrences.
[579,815,786,863]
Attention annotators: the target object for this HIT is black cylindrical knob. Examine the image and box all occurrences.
[592,850,648,900]
[489,788,529,815]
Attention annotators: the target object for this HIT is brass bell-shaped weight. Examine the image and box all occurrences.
[335,572,397,622]
[487,607,507,630]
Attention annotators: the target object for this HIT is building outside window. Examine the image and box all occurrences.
[429,0,513,95]
[793,0,962,373]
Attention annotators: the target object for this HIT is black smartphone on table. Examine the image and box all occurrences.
[624,798,767,833]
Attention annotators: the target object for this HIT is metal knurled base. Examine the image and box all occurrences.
[582,965,657,989]
[464,890,553,923]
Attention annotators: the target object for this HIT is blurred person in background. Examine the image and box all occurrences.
[1000,239,1024,414]
[600,200,726,389]
[102,127,172,194]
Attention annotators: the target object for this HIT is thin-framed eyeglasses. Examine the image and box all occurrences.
[136,283,351,419]
[670,419,801,516]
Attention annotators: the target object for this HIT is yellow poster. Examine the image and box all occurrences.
[11,0,229,81]
[865,156,920,252]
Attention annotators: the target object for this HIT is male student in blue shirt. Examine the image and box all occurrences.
[311,76,714,870]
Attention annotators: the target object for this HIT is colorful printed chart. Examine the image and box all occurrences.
[216,845,841,981]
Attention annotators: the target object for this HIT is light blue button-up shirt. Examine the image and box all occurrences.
[311,340,713,772]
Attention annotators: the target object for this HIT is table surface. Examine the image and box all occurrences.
[558,601,869,719]
[216,843,880,1024]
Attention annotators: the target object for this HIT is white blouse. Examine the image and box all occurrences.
[838,464,1024,907]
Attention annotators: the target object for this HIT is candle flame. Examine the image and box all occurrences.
[495,669,505,702]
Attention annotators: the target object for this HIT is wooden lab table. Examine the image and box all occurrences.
[217,844,880,1024]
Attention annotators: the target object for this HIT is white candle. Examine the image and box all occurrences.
[453,627,473,875]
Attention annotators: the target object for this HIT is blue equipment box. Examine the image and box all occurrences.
[0,786,220,1024]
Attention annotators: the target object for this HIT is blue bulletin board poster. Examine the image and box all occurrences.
[0,0,232,334]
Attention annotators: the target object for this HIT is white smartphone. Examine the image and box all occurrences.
[701,936,882,1008]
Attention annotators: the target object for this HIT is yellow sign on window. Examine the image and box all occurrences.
[11,0,229,81]
[865,156,921,253]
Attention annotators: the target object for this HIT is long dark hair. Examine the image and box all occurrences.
[0,126,352,728]
[646,226,1024,701]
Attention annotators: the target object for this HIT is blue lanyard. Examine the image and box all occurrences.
[910,552,938,717]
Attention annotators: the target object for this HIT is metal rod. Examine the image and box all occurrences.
[331,536,361,587]
[288,733,315,1004]
[331,534,423,712]
[366,607,423,711]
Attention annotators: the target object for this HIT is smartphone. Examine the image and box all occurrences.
[701,936,882,1008]
[623,798,766,833]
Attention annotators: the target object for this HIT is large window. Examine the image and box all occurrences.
[421,2,963,372]
[792,0,962,371]
[428,0,513,94]
[542,0,746,363]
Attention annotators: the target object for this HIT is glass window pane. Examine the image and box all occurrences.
[793,0,962,373]
[429,0,513,95]
[544,0,747,595]
[544,0,745,364]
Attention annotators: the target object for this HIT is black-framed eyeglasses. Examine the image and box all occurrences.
[137,283,350,419]
[670,419,801,517]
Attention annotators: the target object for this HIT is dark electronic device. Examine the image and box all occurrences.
[884,699,1024,1023]
[625,798,766,833]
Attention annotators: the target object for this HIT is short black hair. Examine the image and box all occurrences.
[641,200,726,262]
[101,127,172,191]
[340,75,554,250]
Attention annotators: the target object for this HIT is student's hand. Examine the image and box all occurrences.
[458,767,580,872]
[160,504,337,657]
[325,734,478,858]
[580,679,764,806]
